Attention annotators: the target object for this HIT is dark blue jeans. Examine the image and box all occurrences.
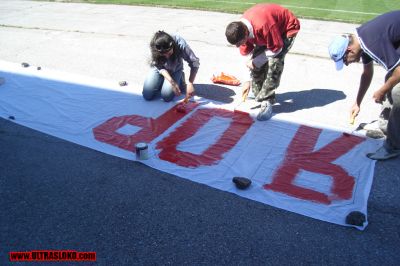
[142,67,184,102]
[385,82,400,150]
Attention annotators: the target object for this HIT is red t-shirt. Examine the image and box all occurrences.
[240,3,300,55]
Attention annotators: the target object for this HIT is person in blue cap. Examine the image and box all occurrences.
[328,10,400,160]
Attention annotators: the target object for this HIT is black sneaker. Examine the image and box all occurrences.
[367,146,400,160]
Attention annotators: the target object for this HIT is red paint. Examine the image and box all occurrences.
[264,125,365,204]
[92,102,199,151]
[176,103,187,113]
[156,108,253,167]
[93,104,366,204]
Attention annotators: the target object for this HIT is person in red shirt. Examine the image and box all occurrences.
[226,3,300,120]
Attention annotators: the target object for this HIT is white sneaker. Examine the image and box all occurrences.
[257,100,273,121]
[247,89,255,99]
[366,129,385,139]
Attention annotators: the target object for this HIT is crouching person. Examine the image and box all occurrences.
[143,31,200,102]
[328,11,400,160]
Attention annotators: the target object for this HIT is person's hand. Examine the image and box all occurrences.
[372,88,385,103]
[185,83,195,102]
[170,80,181,96]
[246,59,254,70]
[350,103,360,124]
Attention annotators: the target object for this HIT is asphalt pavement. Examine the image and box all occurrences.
[1,1,399,265]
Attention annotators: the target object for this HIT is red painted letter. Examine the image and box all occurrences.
[264,125,365,204]
[93,102,198,151]
[156,109,254,167]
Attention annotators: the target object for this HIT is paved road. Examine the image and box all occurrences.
[1,1,399,265]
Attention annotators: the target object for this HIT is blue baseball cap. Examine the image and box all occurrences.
[328,36,349,71]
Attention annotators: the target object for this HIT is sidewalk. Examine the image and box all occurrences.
[0,0,393,173]
[0,0,386,129]
[0,1,367,71]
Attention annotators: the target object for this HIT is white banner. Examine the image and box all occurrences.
[0,61,382,230]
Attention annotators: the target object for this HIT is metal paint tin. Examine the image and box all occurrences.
[135,142,149,160]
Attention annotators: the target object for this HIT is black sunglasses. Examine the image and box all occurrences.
[155,42,173,52]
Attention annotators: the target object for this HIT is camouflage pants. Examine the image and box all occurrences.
[250,36,296,102]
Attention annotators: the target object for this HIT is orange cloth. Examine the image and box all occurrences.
[211,72,241,86]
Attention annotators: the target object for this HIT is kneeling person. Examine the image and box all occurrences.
[143,31,200,102]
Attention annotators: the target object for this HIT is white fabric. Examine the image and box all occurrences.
[0,61,382,230]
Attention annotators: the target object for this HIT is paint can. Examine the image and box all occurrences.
[135,142,149,160]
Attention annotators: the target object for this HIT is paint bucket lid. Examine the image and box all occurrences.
[135,142,148,150]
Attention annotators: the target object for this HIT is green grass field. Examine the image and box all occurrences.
[53,0,399,23]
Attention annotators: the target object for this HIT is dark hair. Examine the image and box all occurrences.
[149,31,179,67]
[225,21,247,45]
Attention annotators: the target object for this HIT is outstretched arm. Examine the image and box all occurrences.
[159,69,181,96]
[351,62,374,120]
[186,67,199,99]
[373,65,400,103]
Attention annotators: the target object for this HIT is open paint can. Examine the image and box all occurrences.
[135,142,149,160]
